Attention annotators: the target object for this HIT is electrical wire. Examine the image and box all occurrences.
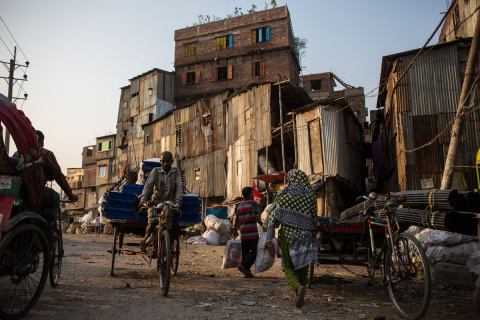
[0,16,29,62]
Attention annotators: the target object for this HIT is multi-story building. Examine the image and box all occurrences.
[439,0,479,42]
[174,5,301,107]
[300,72,367,124]
[116,68,176,179]
[96,134,117,197]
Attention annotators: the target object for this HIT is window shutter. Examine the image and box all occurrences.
[212,68,217,81]
[195,70,201,84]
[227,65,233,79]
[252,62,256,76]
[261,61,266,76]
[216,38,220,51]
[228,34,233,47]
[98,143,101,151]
[181,73,186,85]
[108,141,112,150]
[258,29,263,42]
[252,30,256,44]
[266,27,270,41]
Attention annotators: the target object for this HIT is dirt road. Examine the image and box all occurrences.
[24,233,477,320]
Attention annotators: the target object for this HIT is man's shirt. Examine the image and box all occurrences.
[141,166,183,205]
[236,199,259,240]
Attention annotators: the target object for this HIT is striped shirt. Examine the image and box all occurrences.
[236,200,259,240]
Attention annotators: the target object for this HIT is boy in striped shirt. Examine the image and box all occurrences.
[234,187,263,278]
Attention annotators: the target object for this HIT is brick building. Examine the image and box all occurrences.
[174,5,300,107]
[301,72,367,124]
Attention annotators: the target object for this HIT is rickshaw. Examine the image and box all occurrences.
[0,94,64,319]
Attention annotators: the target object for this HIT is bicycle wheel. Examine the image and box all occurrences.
[49,219,63,287]
[367,247,383,286]
[110,226,117,276]
[385,233,431,320]
[171,235,180,276]
[158,229,171,297]
[0,224,49,319]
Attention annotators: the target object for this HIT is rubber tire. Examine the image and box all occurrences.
[171,235,180,276]
[110,226,117,276]
[49,218,63,287]
[385,233,431,320]
[0,224,50,320]
[158,229,171,297]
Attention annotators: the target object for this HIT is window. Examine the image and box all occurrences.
[252,61,267,77]
[454,5,460,29]
[185,42,197,56]
[148,113,153,122]
[99,165,106,177]
[147,88,153,96]
[98,141,112,152]
[212,66,233,81]
[145,134,152,144]
[182,71,200,85]
[310,79,322,91]
[131,92,139,98]
[252,27,270,44]
[90,187,96,192]
[86,148,93,157]
[123,101,128,108]
[216,35,232,50]
[176,125,182,146]
[194,168,200,181]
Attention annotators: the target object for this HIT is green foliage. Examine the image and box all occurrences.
[293,36,308,65]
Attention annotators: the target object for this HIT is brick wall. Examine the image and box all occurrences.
[174,6,300,104]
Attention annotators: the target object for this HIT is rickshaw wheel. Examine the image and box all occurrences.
[171,235,180,276]
[158,229,171,297]
[49,217,63,287]
[0,224,49,320]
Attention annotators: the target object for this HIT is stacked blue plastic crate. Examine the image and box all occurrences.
[102,191,138,220]
[174,194,202,224]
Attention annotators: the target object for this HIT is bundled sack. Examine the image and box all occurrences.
[205,214,230,236]
[203,229,220,245]
[221,239,242,269]
[416,229,478,249]
[255,231,278,273]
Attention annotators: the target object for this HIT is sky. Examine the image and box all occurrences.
[1,0,450,184]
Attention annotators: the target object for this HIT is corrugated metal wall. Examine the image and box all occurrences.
[388,42,480,191]
[225,84,272,199]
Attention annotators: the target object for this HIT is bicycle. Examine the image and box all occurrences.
[359,193,431,320]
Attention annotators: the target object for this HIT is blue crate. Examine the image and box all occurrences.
[182,204,201,214]
[142,160,162,168]
[102,208,136,220]
[105,191,138,204]
[102,201,136,211]
[121,184,145,195]
[182,194,201,205]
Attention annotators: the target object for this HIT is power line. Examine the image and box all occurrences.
[0,15,29,62]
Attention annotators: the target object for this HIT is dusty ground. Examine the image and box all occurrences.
[23,233,478,320]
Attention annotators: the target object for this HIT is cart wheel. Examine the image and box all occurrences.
[307,263,314,288]
[0,224,50,319]
[49,216,64,287]
[158,229,171,297]
[110,226,117,276]
[171,235,180,276]
[385,233,431,320]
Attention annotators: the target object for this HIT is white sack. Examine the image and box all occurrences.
[466,251,480,275]
[219,233,230,245]
[426,242,480,264]
[255,231,278,273]
[221,239,242,269]
[205,214,229,236]
[416,229,478,249]
[185,235,208,245]
[203,229,220,245]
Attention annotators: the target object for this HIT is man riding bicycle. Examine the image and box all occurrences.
[139,151,182,250]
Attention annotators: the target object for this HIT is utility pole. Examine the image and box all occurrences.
[278,79,286,184]
[441,14,480,189]
[1,46,29,153]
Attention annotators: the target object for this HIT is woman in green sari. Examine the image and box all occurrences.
[265,169,318,308]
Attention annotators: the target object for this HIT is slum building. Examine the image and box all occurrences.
[116,69,175,181]
[439,0,479,42]
[300,72,368,124]
[293,98,365,218]
[375,38,480,191]
[142,91,229,206]
[174,5,300,108]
